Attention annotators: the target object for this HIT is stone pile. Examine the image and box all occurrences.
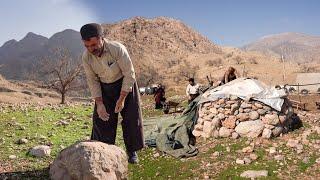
[192,96,294,139]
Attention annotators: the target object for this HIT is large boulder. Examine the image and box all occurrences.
[50,141,128,180]
[235,120,265,138]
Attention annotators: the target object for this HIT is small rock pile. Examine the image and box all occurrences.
[192,96,294,139]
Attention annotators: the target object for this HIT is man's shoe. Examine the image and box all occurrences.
[127,151,139,164]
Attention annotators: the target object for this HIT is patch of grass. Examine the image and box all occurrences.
[298,155,317,172]
[129,148,198,179]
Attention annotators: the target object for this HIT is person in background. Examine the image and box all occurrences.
[220,66,239,85]
[154,84,166,109]
[186,78,200,104]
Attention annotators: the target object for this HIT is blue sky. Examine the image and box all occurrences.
[1,0,320,47]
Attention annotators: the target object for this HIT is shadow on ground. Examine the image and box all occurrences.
[0,168,49,180]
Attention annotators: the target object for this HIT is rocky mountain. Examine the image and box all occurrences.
[0,17,301,90]
[242,32,320,63]
[0,29,83,79]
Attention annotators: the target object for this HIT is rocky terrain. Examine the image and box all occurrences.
[0,17,305,93]
[243,32,320,64]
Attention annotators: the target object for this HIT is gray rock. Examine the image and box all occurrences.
[269,147,277,155]
[230,95,239,101]
[213,151,220,157]
[257,109,267,115]
[262,114,280,125]
[262,128,272,139]
[237,113,249,122]
[236,159,245,165]
[233,110,239,116]
[219,127,232,138]
[249,153,258,160]
[240,170,268,179]
[249,111,260,120]
[29,145,51,157]
[286,139,299,148]
[9,155,17,159]
[50,141,128,180]
[254,102,263,109]
[302,157,309,164]
[274,155,284,161]
[217,113,225,120]
[272,126,283,137]
[231,104,240,112]
[235,120,264,138]
[231,132,240,139]
[243,157,252,164]
[16,138,28,144]
[240,102,252,109]
[263,106,271,111]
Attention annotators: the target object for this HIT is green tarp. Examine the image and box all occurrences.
[144,96,201,158]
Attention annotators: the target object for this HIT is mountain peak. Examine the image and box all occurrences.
[1,39,18,48]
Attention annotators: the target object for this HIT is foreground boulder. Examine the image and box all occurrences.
[50,141,128,180]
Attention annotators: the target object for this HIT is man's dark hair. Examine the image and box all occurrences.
[80,23,103,40]
[188,78,194,82]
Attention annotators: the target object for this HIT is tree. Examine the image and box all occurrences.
[37,48,83,104]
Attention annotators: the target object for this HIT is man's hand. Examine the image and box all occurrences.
[115,91,128,113]
[95,97,109,121]
[115,98,125,113]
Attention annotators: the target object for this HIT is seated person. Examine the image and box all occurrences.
[220,67,239,85]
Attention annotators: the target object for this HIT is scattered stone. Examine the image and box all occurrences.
[240,170,268,179]
[236,159,245,165]
[249,153,258,160]
[226,146,231,152]
[243,157,252,164]
[316,158,320,164]
[16,138,28,144]
[242,146,254,153]
[274,155,284,161]
[269,147,277,155]
[56,120,69,126]
[29,145,51,157]
[9,155,17,159]
[153,153,160,158]
[302,157,310,164]
[213,151,220,157]
[286,139,299,148]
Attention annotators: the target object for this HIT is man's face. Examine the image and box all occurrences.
[82,37,104,56]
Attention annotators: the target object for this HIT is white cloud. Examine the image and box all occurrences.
[0,0,98,46]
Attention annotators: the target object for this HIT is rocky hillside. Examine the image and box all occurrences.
[242,32,320,63]
[0,17,302,91]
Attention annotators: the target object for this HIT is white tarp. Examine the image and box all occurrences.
[198,78,287,111]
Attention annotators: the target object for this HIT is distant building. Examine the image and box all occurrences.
[295,73,320,92]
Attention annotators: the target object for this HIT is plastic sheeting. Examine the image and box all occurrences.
[198,78,287,111]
